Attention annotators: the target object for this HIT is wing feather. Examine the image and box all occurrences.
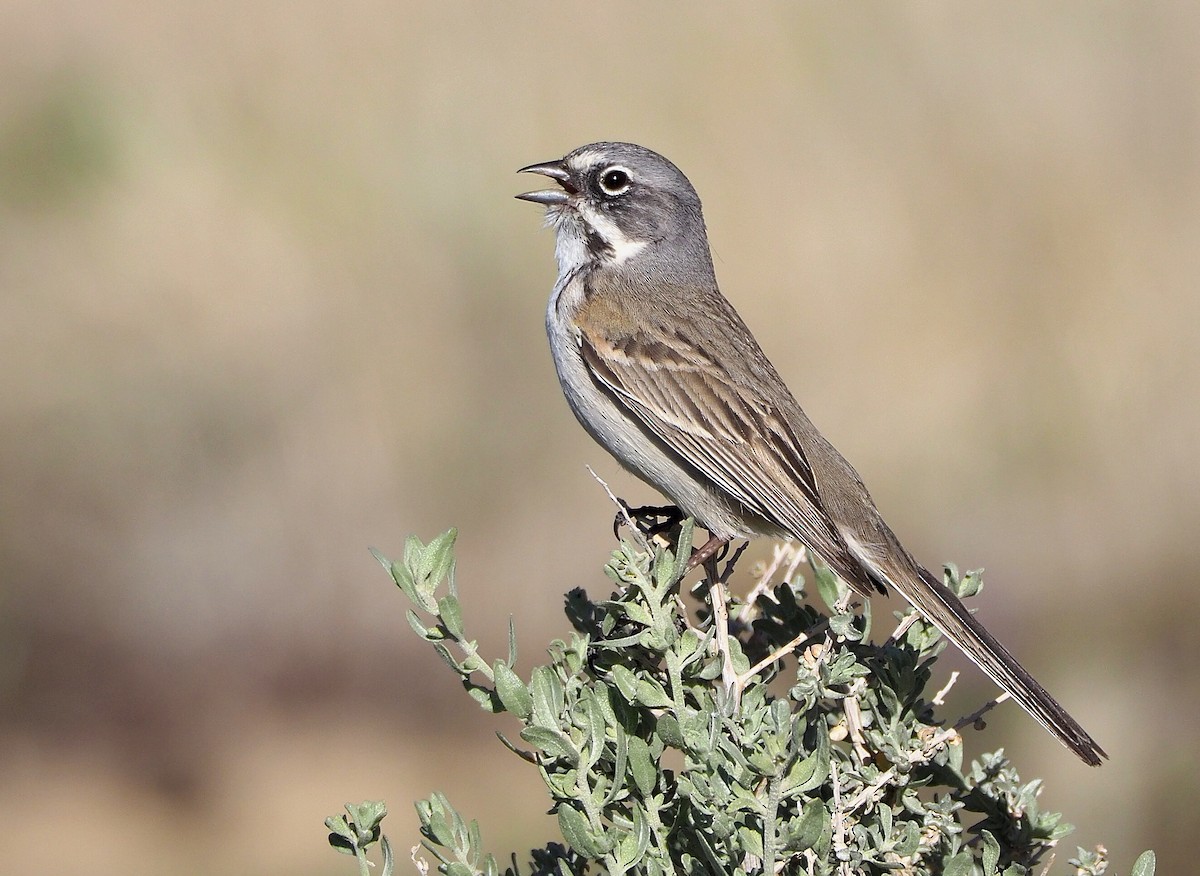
[576,311,875,593]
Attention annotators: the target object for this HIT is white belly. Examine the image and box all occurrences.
[544,272,767,540]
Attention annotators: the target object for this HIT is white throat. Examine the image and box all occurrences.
[546,201,648,280]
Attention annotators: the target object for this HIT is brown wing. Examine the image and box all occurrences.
[574,296,877,595]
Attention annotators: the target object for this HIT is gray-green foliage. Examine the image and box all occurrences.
[327,801,393,876]
[329,526,1151,876]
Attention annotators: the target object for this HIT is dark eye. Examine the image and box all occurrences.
[598,167,631,196]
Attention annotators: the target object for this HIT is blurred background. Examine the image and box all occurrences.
[1,3,1196,873]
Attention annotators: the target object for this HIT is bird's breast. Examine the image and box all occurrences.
[542,272,766,542]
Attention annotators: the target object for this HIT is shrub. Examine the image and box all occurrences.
[327,524,1154,876]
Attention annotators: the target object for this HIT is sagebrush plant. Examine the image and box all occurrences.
[327,521,1153,876]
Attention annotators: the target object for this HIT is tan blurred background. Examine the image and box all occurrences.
[1,2,1196,873]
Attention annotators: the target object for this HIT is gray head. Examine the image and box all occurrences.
[517,142,714,279]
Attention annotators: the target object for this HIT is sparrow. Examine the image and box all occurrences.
[516,141,1105,766]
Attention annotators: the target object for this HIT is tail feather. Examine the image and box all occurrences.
[888,563,1107,766]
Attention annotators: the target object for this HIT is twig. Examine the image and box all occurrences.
[704,555,739,697]
[717,541,749,585]
[843,678,872,762]
[884,610,922,647]
[844,765,899,816]
[830,760,851,876]
[783,542,808,584]
[685,534,730,573]
[737,542,806,623]
[932,671,960,706]
[843,725,962,814]
[673,593,702,634]
[1036,852,1057,876]
[954,692,1012,731]
[586,465,650,553]
[750,543,791,599]
[736,618,831,687]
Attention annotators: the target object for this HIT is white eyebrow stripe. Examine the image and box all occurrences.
[570,149,606,170]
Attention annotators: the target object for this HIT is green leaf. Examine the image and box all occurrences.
[627,735,657,797]
[420,528,458,591]
[368,546,392,570]
[557,804,608,858]
[495,731,537,763]
[623,601,654,626]
[426,807,456,848]
[400,531,456,610]
[782,723,830,796]
[346,800,387,833]
[813,562,847,612]
[606,722,629,803]
[783,799,829,853]
[673,518,695,578]
[399,539,437,612]
[530,666,564,727]
[617,801,652,869]
[710,809,735,842]
[957,568,983,598]
[464,683,502,712]
[438,594,464,639]
[894,821,921,856]
[829,611,861,640]
[746,749,775,776]
[433,643,464,674]
[611,664,640,704]
[493,660,532,719]
[981,829,1000,875]
[405,609,433,640]
[943,851,974,876]
[582,691,607,771]
[380,834,395,876]
[1131,850,1156,876]
[656,713,684,749]
[877,801,892,838]
[389,552,432,613]
[445,863,473,876]
[597,681,622,727]
[325,814,355,845]
[1047,818,1074,842]
[520,725,581,765]
[738,823,764,858]
[634,677,673,708]
[681,711,713,753]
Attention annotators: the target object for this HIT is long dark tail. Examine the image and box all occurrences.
[889,564,1106,766]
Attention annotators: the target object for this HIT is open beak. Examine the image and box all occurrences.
[515,159,575,205]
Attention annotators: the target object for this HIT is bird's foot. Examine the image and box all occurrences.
[612,502,686,542]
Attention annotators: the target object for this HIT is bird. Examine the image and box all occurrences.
[516,141,1106,766]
